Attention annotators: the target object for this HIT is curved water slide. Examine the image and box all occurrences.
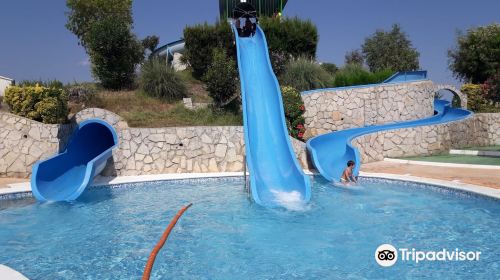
[31,119,118,201]
[233,25,311,206]
[307,94,472,182]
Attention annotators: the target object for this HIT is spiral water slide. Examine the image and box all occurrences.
[306,82,473,182]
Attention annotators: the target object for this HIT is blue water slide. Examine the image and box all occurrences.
[232,25,311,206]
[307,99,472,182]
[31,119,118,201]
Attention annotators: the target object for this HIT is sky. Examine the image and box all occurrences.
[0,0,498,85]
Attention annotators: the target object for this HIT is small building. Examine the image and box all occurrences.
[0,75,14,97]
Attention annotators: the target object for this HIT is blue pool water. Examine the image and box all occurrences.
[0,177,499,279]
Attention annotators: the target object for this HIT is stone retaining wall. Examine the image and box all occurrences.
[0,108,310,177]
[0,112,74,177]
[352,113,500,163]
[302,81,435,138]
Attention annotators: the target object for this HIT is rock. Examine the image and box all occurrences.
[208,158,219,172]
[214,144,227,158]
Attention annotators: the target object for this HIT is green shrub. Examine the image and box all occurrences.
[333,64,392,87]
[280,57,333,91]
[260,17,318,59]
[482,71,500,103]
[462,83,500,113]
[17,79,64,89]
[183,21,234,78]
[281,86,306,140]
[269,50,289,77]
[139,58,187,101]
[4,85,68,124]
[203,48,238,108]
[321,63,338,75]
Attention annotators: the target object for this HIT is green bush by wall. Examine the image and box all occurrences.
[139,58,187,101]
[462,83,500,113]
[4,85,68,124]
[280,57,332,92]
[281,86,306,141]
[204,48,238,108]
[333,64,392,87]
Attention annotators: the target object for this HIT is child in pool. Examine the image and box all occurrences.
[341,160,357,184]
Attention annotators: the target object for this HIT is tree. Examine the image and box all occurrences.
[142,35,160,57]
[66,0,133,48]
[448,23,500,84]
[362,24,420,72]
[345,50,364,66]
[85,17,143,89]
[203,48,238,108]
[66,0,143,89]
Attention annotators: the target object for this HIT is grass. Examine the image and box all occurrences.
[70,89,241,127]
[178,69,212,103]
[460,145,500,151]
[400,154,500,165]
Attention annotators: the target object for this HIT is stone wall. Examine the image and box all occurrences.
[0,112,73,177]
[0,108,310,177]
[302,81,435,138]
[352,113,500,163]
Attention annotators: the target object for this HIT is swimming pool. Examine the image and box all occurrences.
[0,177,499,279]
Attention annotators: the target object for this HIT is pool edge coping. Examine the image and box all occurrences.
[1,170,499,201]
[384,158,500,169]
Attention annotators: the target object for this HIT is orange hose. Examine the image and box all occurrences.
[142,203,193,280]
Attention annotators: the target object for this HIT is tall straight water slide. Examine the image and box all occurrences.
[233,25,311,206]
[307,99,472,182]
[31,119,118,201]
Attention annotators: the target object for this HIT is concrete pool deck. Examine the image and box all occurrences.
[361,160,500,189]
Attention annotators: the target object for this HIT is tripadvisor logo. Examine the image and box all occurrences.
[375,244,481,267]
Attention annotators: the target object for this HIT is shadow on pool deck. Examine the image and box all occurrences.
[361,161,500,189]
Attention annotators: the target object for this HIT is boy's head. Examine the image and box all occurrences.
[347,160,355,168]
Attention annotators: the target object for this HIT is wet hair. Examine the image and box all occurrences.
[347,160,355,167]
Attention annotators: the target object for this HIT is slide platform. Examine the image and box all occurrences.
[233,25,311,206]
[31,119,118,201]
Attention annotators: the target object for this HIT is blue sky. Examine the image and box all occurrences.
[0,0,498,85]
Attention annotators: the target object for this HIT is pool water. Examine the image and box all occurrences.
[0,177,499,279]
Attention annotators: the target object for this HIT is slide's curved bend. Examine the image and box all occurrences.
[307,100,472,182]
[31,119,118,201]
[233,25,311,206]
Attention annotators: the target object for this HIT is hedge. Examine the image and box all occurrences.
[183,21,234,78]
[4,85,68,124]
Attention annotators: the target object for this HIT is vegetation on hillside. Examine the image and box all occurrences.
[4,84,68,124]
[203,48,238,108]
[139,58,187,101]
